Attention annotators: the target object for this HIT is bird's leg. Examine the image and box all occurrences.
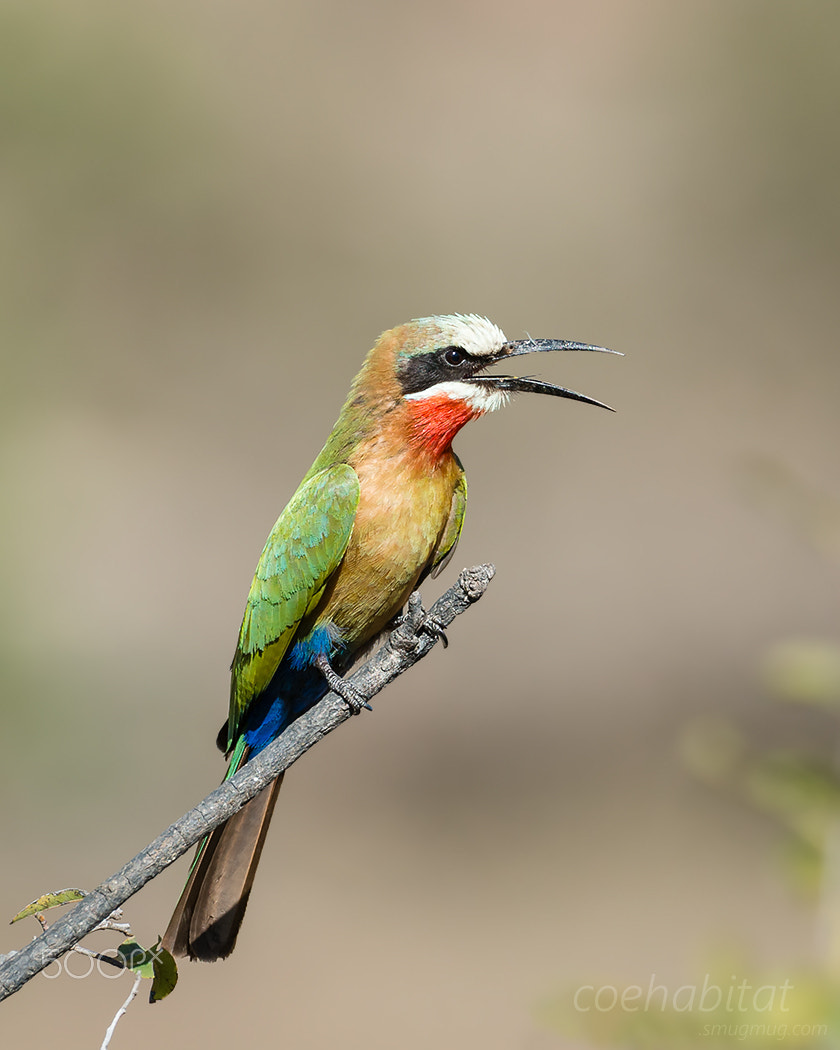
[313,653,373,715]
[402,591,449,649]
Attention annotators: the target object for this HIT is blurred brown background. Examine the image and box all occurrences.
[2,1,839,1046]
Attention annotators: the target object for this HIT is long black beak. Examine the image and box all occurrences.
[468,338,621,412]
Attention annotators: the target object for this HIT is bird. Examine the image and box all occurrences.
[162,313,616,961]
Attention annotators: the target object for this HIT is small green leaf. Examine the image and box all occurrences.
[116,939,156,978]
[10,888,86,924]
[149,942,178,1002]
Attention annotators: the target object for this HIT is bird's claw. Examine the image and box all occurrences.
[329,676,372,715]
[419,613,448,648]
[342,686,373,716]
[314,653,372,714]
[398,592,449,648]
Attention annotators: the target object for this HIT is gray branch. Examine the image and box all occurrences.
[0,564,495,1002]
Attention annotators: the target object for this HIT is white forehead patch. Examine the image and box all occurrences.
[404,380,510,414]
[429,314,507,358]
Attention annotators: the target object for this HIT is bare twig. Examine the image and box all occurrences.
[0,565,495,1002]
[100,971,142,1050]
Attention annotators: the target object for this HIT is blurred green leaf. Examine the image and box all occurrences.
[778,837,825,899]
[746,753,840,845]
[761,641,840,706]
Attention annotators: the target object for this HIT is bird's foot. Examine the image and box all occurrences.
[313,653,372,715]
[398,592,449,649]
[420,612,448,648]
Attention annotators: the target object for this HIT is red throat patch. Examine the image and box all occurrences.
[405,394,482,459]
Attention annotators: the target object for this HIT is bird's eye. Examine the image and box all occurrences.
[442,347,466,366]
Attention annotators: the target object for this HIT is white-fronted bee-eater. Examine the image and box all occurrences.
[163,314,617,961]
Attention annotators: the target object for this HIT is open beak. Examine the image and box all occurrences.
[467,339,621,412]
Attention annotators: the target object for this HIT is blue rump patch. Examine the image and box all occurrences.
[241,623,344,753]
[287,623,341,672]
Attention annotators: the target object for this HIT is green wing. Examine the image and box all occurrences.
[226,464,360,747]
[431,470,467,577]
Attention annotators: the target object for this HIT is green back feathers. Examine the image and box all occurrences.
[431,470,466,576]
[226,465,360,747]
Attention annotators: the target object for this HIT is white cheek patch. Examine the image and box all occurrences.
[404,380,510,414]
